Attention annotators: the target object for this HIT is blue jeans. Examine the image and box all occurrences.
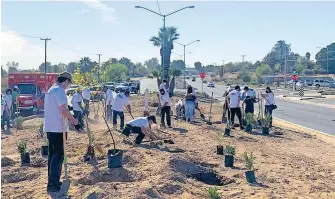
[185,101,195,122]
[265,105,273,127]
[112,110,125,128]
[1,110,10,129]
[47,132,64,186]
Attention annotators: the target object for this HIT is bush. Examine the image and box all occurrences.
[208,187,221,199]
[17,139,27,154]
[237,70,251,82]
[225,145,236,156]
[244,151,255,170]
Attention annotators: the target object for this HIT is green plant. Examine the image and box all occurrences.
[225,145,236,156]
[208,187,221,199]
[225,120,232,130]
[37,124,44,137]
[216,132,224,146]
[244,151,256,170]
[261,114,272,128]
[245,113,255,126]
[17,139,27,155]
[15,116,24,129]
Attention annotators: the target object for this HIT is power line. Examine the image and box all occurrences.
[156,0,161,14]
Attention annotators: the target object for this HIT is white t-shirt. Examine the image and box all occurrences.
[159,92,171,107]
[265,92,275,105]
[105,89,115,106]
[128,117,149,128]
[112,93,129,112]
[44,83,69,133]
[160,83,169,92]
[1,98,6,116]
[175,99,184,109]
[82,88,91,101]
[228,90,241,108]
[3,94,12,110]
[71,93,83,111]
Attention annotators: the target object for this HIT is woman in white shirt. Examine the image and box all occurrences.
[261,87,275,127]
[1,89,12,130]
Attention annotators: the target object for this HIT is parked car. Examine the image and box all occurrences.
[106,82,116,91]
[313,79,330,88]
[66,84,79,95]
[192,77,196,81]
[207,82,215,87]
[115,82,138,93]
[90,85,103,100]
[304,80,313,86]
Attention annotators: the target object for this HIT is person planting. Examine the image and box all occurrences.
[82,87,91,117]
[159,79,169,93]
[226,85,244,130]
[103,85,115,121]
[121,115,160,144]
[71,87,84,127]
[242,86,256,114]
[1,89,12,130]
[184,86,197,123]
[158,88,172,128]
[44,72,83,193]
[112,90,131,130]
[261,87,276,127]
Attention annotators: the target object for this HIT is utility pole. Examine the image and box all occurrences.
[284,47,287,88]
[97,54,102,83]
[40,38,51,73]
[241,55,246,62]
[221,60,225,78]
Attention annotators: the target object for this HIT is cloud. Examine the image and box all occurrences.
[83,0,118,23]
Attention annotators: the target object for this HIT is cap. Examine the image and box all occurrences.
[59,72,73,83]
[148,115,157,124]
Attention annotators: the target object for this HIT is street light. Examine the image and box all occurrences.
[175,40,200,88]
[172,51,191,59]
[316,46,329,74]
[135,5,195,81]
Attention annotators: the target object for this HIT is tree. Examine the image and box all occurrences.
[6,61,19,73]
[169,68,182,95]
[315,42,335,74]
[194,62,202,71]
[144,57,160,71]
[39,62,52,73]
[1,65,8,77]
[263,40,291,69]
[296,57,308,74]
[67,62,79,73]
[255,64,272,76]
[237,69,251,82]
[79,57,97,73]
[73,65,99,86]
[306,52,311,62]
[150,26,180,82]
[151,70,162,89]
[170,60,185,71]
[103,63,128,83]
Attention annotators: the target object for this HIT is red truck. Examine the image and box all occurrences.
[8,73,58,114]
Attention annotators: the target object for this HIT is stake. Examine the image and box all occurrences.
[102,115,116,154]
[208,92,213,125]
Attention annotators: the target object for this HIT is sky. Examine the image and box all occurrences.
[1,0,335,70]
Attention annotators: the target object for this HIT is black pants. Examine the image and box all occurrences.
[47,132,64,186]
[73,110,84,127]
[230,107,243,126]
[113,110,125,128]
[161,106,171,126]
[122,124,145,144]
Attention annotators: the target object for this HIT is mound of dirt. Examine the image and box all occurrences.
[1,157,15,167]
[1,168,40,183]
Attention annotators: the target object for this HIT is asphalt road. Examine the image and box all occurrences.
[140,78,335,136]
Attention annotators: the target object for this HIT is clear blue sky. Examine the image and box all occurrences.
[1,1,334,69]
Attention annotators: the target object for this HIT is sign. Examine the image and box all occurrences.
[292,74,298,81]
[200,72,206,79]
[299,86,304,98]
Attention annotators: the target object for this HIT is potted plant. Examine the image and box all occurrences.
[41,137,48,156]
[208,187,221,199]
[224,121,232,136]
[216,132,224,155]
[103,116,123,168]
[245,113,255,132]
[224,145,236,167]
[244,151,256,183]
[260,114,271,135]
[17,139,30,166]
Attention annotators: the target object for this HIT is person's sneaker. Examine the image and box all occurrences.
[168,125,172,128]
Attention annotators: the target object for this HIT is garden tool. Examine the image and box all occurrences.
[207,92,214,125]
[59,118,70,195]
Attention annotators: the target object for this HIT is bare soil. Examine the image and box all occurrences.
[1,94,335,199]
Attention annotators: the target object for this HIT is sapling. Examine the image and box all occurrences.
[244,151,255,170]
[17,139,27,155]
[245,113,255,126]
[83,117,104,161]
[15,116,24,129]
[261,114,272,128]
[216,131,224,146]
[225,145,236,156]
[225,120,232,130]
[37,124,44,137]
[208,187,221,199]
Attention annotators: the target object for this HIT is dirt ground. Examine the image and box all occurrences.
[1,94,335,199]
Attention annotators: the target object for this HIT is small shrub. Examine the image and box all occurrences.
[216,132,224,146]
[225,121,232,130]
[15,116,24,129]
[225,145,236,156]
[261,114,271,128]
[245,113,255,125]
[208,187,221,199]
[17,139,27,155]
[244,151,255,170]
[37,124,44,137]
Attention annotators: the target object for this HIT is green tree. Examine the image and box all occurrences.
[6,61,19,73]
[144,57,160,71]
[67,62,79,73]
[103,63,128,83]
[315,42,335,74]
[194,61,202,71]
[79,57,97,73]
[263,40,292,69]
[237,69,251,82]
[255,63,272,76]
[171,60,185,71]
[150,26,180,82]
[38,62,51,73]
[151,69,162,88]
[1,65,8,77]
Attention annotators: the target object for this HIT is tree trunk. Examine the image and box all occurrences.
[160,45,172,82]
[156,77,161,90]
[169,76,175,96]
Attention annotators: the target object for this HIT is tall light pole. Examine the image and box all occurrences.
[97,54,102,83]
[40,38,51,73]
[175,40,200,88]
[135,5,195,82]
[241,54,246,62]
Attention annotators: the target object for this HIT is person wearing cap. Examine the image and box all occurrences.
[44,72,83,193]
[112,90,131,130]
[121,115,160,144]
[82,87,91,117]
[158,88,172,128]
[242,86,257,114]
[71,87,84,127]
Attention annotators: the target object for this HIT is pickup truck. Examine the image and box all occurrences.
[115,82,139,94]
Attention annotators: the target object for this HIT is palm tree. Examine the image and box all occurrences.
[150,26,180,84]
[151,70,162,89]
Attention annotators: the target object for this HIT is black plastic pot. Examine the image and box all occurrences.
[108,149,123,168]
[41,145,48,156]
[216,146,224,155]
[245,171,256,183]
[224,128,231,136]
[262,127,270,135]
[224,155,234,167]
[245,124,252,132]
[20,152,30,166]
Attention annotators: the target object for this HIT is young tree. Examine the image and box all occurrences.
[103,63,128,83]
[144,57,160,71]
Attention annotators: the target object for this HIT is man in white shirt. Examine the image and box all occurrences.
[158,88,172,128]
[71,88,84,127]
[1,96,10,130]
[112,90,131,130]
[43,72,83,193]
[159,80,169,93]
[82,87,91,117]
[103,86,115,121]
[121,115,160,144]
[227,85,244,130]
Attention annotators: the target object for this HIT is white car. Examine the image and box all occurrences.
[313,79,330,88]
[207,82,215,87]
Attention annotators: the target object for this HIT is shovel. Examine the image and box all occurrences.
[59,130,70,195]
[206,92,214,125]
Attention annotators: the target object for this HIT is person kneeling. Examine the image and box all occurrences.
[121,115,159,144]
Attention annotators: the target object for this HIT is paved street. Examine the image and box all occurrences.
[140,77,335,136]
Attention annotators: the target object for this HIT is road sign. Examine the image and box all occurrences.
[299,86,304,98]
[292,74,298,81]
[200,72,206,79]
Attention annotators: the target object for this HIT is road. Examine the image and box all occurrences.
[140,77,335,136]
